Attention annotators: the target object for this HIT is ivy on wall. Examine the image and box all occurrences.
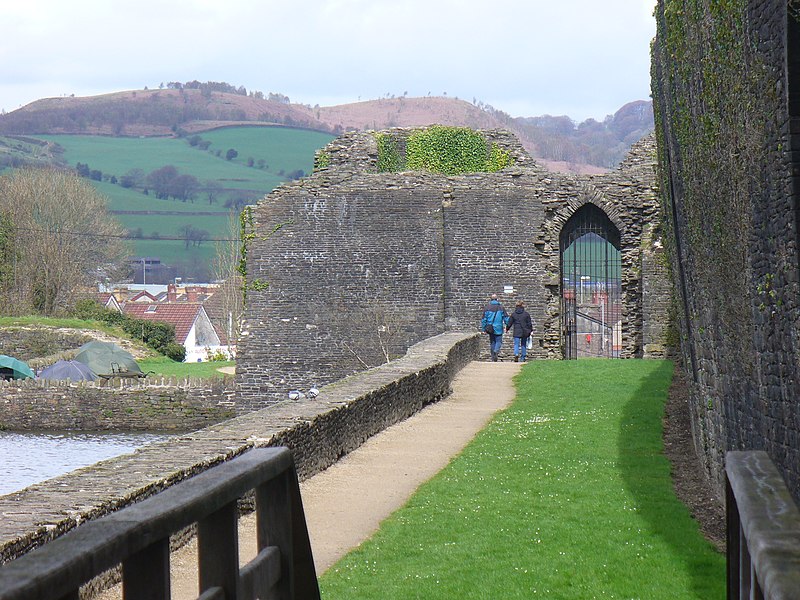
[313,150,330,172]
[375,126,512,174]
[651,0,782,367]
[238,207,291,302]
[375,133,405,172]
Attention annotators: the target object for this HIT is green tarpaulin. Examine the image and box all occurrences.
[73,341,144,378]
[0,355,34,380]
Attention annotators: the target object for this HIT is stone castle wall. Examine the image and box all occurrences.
[652,0,800,499]
[237,128,665,408]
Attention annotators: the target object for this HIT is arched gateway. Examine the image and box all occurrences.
[560,203,622,359]
[235,128,669,410]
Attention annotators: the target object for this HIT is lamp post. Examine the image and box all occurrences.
[141,258,146,285]
[580,275,590,304]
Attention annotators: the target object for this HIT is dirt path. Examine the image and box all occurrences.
[96,360,521,599]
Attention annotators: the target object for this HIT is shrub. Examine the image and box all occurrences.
[162,342,186,362]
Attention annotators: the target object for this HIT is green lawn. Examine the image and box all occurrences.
[138,356,234,379]
[319,360,725,599]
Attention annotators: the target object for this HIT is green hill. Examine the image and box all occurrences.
[4,126,334,280]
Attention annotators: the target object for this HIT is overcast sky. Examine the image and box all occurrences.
[1,0,657,122]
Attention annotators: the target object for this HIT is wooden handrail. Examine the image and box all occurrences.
[0,447,320,600]
[725,450,800,600]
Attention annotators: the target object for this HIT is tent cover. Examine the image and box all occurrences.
[38,359,97,382]
[74,341,144,378]
[0,355,34,380]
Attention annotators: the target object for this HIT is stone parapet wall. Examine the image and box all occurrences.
[0,377,236,431]
[641,239,673,359]
[0,331,480,564]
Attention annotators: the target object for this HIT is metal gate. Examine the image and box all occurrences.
[560,204,621,359]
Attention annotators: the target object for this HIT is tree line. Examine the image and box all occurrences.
[160,80,290,105]
[74,161,263,211]
[471,98,655,168]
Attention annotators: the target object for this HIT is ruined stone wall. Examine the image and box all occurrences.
[0,377,235,431]
[236,172,448,410]
[0,332,479,564]
[652,0,800,499]
[237,128,664,407]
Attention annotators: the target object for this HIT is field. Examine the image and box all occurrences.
[27,126,334,279]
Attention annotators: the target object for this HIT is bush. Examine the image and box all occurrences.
[163,342,186,362]
[205,347,229,361]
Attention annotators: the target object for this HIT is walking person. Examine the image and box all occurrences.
[506,300,533,362]
[480,294,509,362]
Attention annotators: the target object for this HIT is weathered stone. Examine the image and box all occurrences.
[237,128,668,407]
[652,0,800,503]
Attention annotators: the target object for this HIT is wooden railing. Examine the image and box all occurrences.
[725,450,800,600]
[0,447,320,600]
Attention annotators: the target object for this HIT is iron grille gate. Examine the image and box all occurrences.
[559,204,621,359]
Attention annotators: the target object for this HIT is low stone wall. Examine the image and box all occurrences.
[0,377,236,431]
[0,331,480,564]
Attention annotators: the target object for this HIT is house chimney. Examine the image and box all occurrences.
[167,283,177,302]
[186,286,198,302]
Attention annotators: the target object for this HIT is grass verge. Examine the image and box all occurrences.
[319,360,724,599]
[138,356,234,379]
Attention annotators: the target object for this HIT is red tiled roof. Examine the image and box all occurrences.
[123,302,205,344]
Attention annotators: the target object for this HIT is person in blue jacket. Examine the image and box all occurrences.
[480,294,509,362]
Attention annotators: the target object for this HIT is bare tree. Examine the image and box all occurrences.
[210,213,244,355]
[0,168,127,315]
[204,180,223,205]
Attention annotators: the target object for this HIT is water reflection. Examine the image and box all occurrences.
[0,431,171,496]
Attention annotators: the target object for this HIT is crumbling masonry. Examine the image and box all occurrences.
[236,128,667,409]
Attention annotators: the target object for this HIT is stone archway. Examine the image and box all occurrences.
[559,203,621,359]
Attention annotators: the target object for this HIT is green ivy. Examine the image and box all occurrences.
[375,133,404,172]
[314,150,330,172]
[407,126,488,174]
[375,126,515,174]
[486,143,512,172]
[238,206,292,302]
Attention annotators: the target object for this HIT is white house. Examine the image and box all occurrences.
[123,302,224,362]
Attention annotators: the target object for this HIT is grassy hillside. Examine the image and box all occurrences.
[20,127,334,279]
[0,135,61,170]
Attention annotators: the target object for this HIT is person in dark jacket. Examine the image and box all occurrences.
[480,294,509,362]
[506,300,533,362]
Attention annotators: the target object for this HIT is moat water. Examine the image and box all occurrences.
[0,431,171,496]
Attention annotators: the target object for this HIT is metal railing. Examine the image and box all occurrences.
[0,447,320,600]
[725,450,800,600]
